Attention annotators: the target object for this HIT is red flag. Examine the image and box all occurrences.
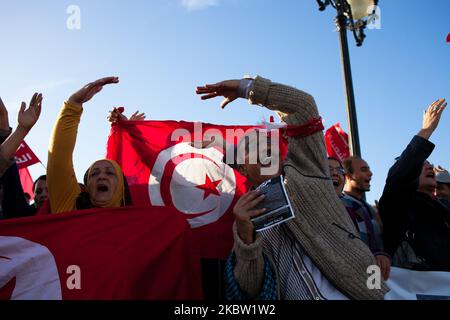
[447,33,450,43]
[325,123,350,162]
[14,141,40,169]
[0,206,202,300]
[18,167,34,200]
[106,120,289,259]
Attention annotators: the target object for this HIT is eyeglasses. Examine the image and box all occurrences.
[329,166,345,175]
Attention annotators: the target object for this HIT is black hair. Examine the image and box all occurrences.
[343,156,363,175]
[33,175,47,191]
[328,156,343,169]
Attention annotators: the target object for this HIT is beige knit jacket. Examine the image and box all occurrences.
[233,76,389,300]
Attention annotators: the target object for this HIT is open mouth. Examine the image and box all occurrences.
[97,184,109,193]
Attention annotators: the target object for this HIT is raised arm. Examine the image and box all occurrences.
[48,77,119,213]
[197,76,327,298]
[0,97,36,217]
[196,76,319,125]
[197,76,327,178]
[0,94,42,177]
[384,99,446,192]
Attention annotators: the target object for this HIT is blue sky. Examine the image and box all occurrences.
[0,0,449,204]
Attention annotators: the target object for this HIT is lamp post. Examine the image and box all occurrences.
[317,0,379,157]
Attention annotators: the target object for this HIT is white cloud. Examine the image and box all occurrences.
[181,0,220,11]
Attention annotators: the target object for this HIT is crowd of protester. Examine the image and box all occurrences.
[0,76,448,300]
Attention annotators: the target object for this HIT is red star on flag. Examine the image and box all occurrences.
[196,175,222,200]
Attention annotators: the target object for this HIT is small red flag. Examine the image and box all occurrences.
[447,33,450,43]
[14,141,40,169]
[325,123,350,162]
[18,167,34,200]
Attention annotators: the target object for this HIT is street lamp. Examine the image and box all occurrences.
[317,0,379,157]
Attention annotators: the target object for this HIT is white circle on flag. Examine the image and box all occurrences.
[0,236,62,300]
[149,143,236,228]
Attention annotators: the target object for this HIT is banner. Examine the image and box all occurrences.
[385,267,450,300]
[106,120,287,260]
[325,123,350,162]
[0,206,202,300]
[14,141,40,169]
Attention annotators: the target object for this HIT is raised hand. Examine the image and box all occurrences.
[196,80,241,109]
[68,76,119,106]
[0,93,43,161]
[0,97,9,130]
[129,110,146,121]
[18,92,43,132]
[419,98,447,139]
[108,107,146,123]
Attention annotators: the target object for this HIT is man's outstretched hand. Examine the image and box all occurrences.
[196,80,241,109]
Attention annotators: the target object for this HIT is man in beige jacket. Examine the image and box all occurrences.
[197,76,388,300]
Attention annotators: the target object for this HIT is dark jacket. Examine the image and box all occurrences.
[0,163,37,219]
[379,135,450,271]
[0,129,37,219]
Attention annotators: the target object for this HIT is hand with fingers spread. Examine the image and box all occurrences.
[108,107,146,124]
[129,110,146,121]
[0,97,10,131]
[0,93,43,166]
[233,190,267,245]
[68,76,119,106]
[419,98,447,140]
[48,76,124,214]
[196,80,241,109]
[18,92,43,132]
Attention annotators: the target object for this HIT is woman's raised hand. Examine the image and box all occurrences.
[69,76,119,106]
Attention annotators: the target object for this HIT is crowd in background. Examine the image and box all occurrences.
[0,76,448,300]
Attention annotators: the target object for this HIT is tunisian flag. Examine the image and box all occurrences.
[325,123,350,162]
[106,120,275,260]
[0,206,202,300]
